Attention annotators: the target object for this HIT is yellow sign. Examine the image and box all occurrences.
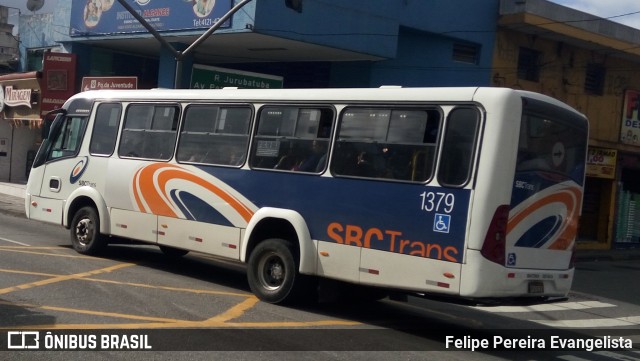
[586,147,617,179]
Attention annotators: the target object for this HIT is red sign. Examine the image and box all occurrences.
[81,77,138,91]
[41,52,77,115]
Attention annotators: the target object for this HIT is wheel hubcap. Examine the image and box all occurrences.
[75,218,93,246]
[259,252,285,291]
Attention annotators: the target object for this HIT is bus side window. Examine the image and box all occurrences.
[250,106,333,173]
[89,103,121,156]
[332,107,440,182]
[119,104,179,160]
[177,105,251,166]
[437,107,480,187]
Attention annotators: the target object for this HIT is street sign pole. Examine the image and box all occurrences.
[115,0,254,89]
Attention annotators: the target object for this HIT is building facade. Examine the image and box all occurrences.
[495,0,640,250]
[1,0,500,184]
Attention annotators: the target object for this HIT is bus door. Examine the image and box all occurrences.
[507,105,587,271]
[27,113,88,224]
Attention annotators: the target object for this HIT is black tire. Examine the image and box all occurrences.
[159,245,189,258]
[247,239,315,304]
[70,206,107,255]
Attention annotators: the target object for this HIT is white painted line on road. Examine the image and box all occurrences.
[0,237,30,246]
[558,351,640,361]
[593,351,640,361]
[474,301,616,313]
[533,316,640,328]
[557,355,591,361]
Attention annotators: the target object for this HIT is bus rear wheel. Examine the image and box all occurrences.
[70,206,106,255]
[247,239,313,304]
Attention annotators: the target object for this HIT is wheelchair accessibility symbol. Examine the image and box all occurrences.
[433,213,451,233]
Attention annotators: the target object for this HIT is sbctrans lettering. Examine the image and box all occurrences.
[327,222,459,262]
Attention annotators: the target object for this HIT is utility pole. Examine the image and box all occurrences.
[114,0,254,89]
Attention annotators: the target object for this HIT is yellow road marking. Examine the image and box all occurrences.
[0,267,251,298]
[0,246,64,249]
[80,277,252,297]
[0,248,362,330]
[0,248,97,259]
[0,263,135,295]
[2,319,362,330]
[0,268,58,277]
[204,296,260,324]
[0,299,181,323]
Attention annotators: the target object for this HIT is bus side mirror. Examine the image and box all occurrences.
[42,118,53,140]
[41,109,66,140]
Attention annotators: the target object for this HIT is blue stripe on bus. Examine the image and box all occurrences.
[170,189,234,227]
[514,215,563,248]
[201,167,471,263]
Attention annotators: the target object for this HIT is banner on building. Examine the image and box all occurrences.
[0,71,42,124]
[190,64,283,89]
[621,89,640,145]
[586,147,617,179]
[41,53,77,115]
[69,0,233,36]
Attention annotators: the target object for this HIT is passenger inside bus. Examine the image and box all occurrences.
[297,140,328,172]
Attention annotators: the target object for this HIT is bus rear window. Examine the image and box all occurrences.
[516,114,587,183]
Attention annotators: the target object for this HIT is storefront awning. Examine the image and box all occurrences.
[0,71,43,126]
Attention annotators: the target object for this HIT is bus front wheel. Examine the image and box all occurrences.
[70,206,106,255]
[247,239,309,304]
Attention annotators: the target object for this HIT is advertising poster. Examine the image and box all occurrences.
[41,53,77,115]
[69,0,233,36]
[586,147,617,179]
[621,89,640,145]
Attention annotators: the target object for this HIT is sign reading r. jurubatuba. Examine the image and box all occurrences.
[190,64,284,89]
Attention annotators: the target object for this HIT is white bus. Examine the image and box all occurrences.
[25,87,588,304]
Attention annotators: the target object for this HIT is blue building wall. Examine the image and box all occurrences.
[15,0,498,88]
[254,0,498,87]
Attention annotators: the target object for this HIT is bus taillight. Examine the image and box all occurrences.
[481,205,510,265]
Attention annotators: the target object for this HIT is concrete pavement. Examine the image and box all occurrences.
[1,181,639,262]
[0,182,26,218]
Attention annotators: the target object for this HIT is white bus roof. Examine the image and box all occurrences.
[70,86,500,103]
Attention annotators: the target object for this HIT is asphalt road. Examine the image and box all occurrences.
[0,211,639,360]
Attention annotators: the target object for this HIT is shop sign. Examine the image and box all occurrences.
[621,89,640,145]
[190,64,283,89]
[586,147,617,179]
[0,72,43,122]
[3,86,33,108]
[81,77,138,91]
[41,53,77,115]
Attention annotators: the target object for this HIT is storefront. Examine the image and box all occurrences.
[616,153,640,247]
[610,89,640,248]
[579,147,617,249]
[0,71,43,183]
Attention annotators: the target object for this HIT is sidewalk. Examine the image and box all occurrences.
[1,181,639,262]
[0,182,26,218]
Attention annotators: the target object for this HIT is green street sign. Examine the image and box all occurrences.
[190,64,283,89]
